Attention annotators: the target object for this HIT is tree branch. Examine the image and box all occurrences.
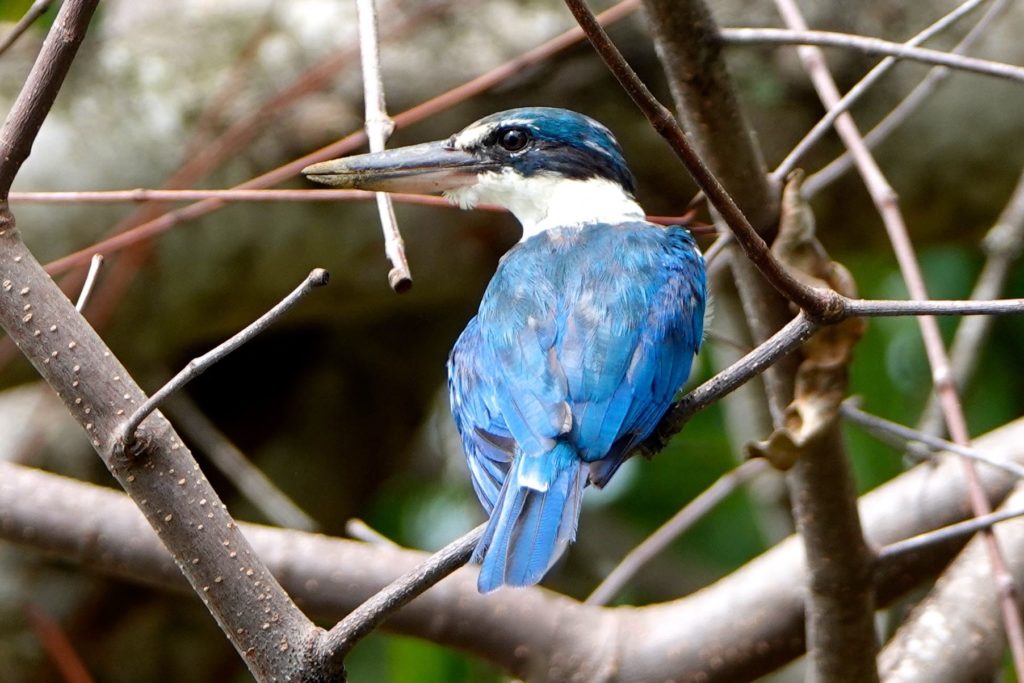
[0,0,98,198]
[0,3,322,679]
[720,27,1024,83]
[355,0,411,292]
[772,0,1024,672]
[4,415,1024,681]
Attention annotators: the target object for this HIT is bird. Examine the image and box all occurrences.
[304,107,707,592]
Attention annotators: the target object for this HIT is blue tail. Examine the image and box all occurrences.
[473,442,587,592]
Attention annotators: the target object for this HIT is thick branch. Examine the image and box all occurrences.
[4,417,1024,681]
[0,4,319,677]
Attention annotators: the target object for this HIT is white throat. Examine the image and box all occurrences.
[445,171,645,241]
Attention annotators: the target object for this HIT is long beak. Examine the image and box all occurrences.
[302,141,494,194]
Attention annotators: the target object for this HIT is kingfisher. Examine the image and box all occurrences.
[304,108,707,592]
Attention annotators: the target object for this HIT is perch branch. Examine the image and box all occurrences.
[315,525,485,670]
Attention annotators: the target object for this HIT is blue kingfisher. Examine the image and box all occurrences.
[304,108,707,592]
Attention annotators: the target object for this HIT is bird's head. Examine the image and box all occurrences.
[303,108,644,238]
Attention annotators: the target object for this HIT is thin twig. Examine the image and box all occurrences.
[0,0,54,58]
[845,298,1024,317]
[164,394,319,531]
[586,458,768,605]
[880,506,1024,563]
[772,0,989,181]
[355,0,411,292]
[916,166,1024,437]
[118,269,330,448]
[316,524,486,671]
[346,518,399,547]
[720,27,1024,83]
[11,188,450,204]
[562,0,841,322]
[773,0,1024,671]
[840,402,1024,479]
[41,0,642,278]
[74,254,103,313]
[23,604,95,683]
[804,0,1012,196]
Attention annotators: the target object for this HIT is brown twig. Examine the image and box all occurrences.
[916,167,1024,437]
[41,0,642,278]
[562,0,840,322]
[23,604,95,683]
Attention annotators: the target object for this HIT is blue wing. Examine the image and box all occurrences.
[448,222,706,591]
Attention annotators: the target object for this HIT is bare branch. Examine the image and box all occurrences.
[315,525,485,671]
[720,27,1024,83]
[73,254,103,313]
[916,166,1024,437]
[841,402,1024,479]
[845,297,1024,317]
[0,2,320,678]
[804,0,1012,196]
[772,0,990,181]
[41,0,642,278]
[4,415,1024,681]
[880,506,1024,563]
[880,482,1024,681]
[118,269,330,448]
[0,0,99,197]
[355,0,411,292]
[562,0,842,322]
[586,458,768,606]
[0,0,54,58]
[773,0,1024,671]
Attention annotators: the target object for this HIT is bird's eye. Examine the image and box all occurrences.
[497,128,530,152]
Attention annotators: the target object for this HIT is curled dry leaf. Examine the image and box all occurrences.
[748,171,866,468]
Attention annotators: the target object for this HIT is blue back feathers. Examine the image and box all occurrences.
[449,221,706,591]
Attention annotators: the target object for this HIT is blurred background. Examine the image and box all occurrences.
[1,0,1023,680]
